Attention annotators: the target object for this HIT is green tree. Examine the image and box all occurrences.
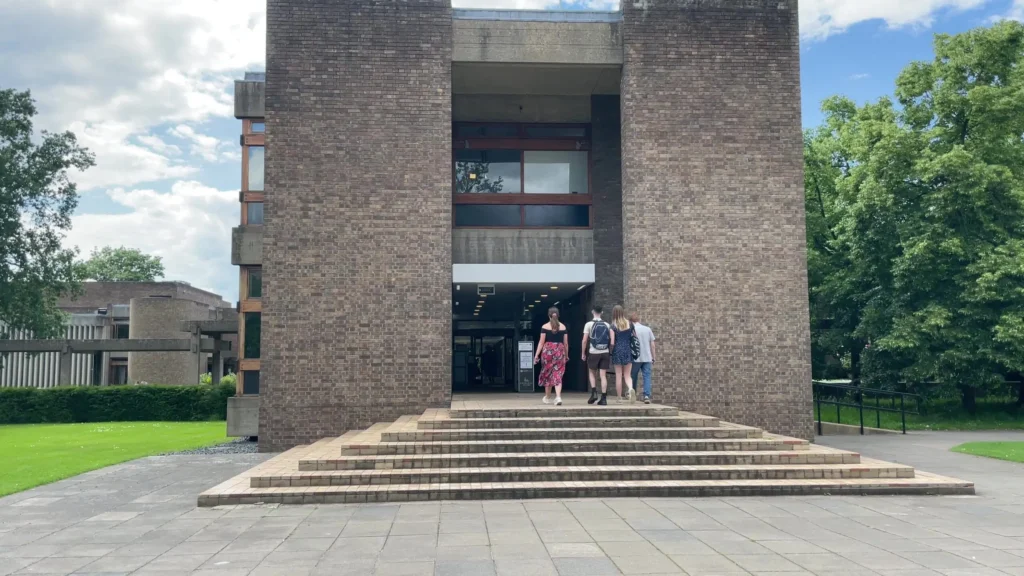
[79,246,164,282]
[0,89,93,340]
[805,21,1024,412]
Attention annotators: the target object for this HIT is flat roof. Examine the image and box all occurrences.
[453,9,621,23]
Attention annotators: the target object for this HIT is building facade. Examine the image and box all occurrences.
[1,282,234,388]
[232,0,813,450]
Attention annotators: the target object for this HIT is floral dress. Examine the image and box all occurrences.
[611,323,634,366]
[538,327,567,389]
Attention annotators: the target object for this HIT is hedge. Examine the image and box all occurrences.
[0,383,235,424]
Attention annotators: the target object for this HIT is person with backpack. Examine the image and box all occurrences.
[629,312,656,404]
[610,305,637,403]
[582,305,613,406]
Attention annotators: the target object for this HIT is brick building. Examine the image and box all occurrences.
[1,282,234,387]
[230,0,813,449]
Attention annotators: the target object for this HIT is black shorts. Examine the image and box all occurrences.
[586,353,610,371]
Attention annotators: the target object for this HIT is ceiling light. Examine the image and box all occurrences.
[534,300,541,304]
[551,286,558,290]
[577,285,586,291]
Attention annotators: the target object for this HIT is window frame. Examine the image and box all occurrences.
[452,122,593,229]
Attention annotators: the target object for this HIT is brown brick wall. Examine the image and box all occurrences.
[621,0,813,439]
[261,0,453,451]
[591,95,624,309]
[127,297,210,385]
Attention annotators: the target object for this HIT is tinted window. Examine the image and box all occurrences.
[524,151,588,194]
[455,124,518,138]
[454,205,521,227]
[247,269,262,298]
[247,202,264,225]
[244,312,261,359]
[242,370,260,395]
[114,324,129,339]
[248,146,264,191]
[251,122,265,133]
[454,150,521,193]
[524,205,589,228]
[524,126,587,139]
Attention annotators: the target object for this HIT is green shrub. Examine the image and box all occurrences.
[0,383,235,424]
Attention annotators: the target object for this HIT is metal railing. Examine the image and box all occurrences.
[812,381,920,435]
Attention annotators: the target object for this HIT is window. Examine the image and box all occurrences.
[251,122,265,133]
[524,205,590,227]
[114,324,129,339]
[455,124,518,139]
[451,123,592,229]
[244,312,261,359]
[455,150,521,193]
[247,146,264,191]
[524,125,587,139]
[247,269,262,298]
[524,151,588,194]
[246,202,264,225]
[109,362,128,385]
[454,205,521,227]
[242,370,260,395]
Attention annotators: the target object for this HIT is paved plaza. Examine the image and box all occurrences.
[1,432,1023,576]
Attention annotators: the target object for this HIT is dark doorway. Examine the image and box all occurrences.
[452,283,592,393]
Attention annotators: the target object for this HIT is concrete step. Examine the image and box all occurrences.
[382,426,760,442]
[253,462,914,488]
[201,473,975,506]
[417,415,719,430]
[449,406,678,419]
[300,449,846,471]
[342,436,807,456]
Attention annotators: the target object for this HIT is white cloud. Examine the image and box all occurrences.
[849,73,871,81]
[1005,0,1024,20]
[67,181,238,299]
[168,125,235,163]
[800,0,989,40]
[0,0,264,190]
[136,134,182,157]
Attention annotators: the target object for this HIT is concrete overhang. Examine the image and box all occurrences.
[234,78,265,119]
[453,17,622,66]
[232,225,263,266]
[453,63,620,96]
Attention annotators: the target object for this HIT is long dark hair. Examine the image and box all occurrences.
[548,307,561,332]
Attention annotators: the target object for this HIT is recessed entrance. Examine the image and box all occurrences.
[452,282,592,393]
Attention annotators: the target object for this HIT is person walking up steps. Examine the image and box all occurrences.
[629,312,656,404]
[582,305,612,406]
[535,307,568,406]
[610,305,636,403]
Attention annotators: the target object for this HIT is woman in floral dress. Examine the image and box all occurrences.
[534,307,568,406]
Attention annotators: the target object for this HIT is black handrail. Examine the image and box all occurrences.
[812,381,920,435]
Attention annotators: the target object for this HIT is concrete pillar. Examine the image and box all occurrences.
[212,337,224,385]
[58,344,72,387]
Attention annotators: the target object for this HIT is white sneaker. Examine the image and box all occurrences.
[542,396,551,404]
[627,388,636,403]
[555,397,562,406]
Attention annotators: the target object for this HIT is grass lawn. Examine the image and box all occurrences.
[951,442,1024,463]
[0,422,229,497]
[815,399,1024,432]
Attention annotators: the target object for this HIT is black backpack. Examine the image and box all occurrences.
[589,321,611,352]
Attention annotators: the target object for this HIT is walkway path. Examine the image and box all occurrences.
[1,432,1022,575]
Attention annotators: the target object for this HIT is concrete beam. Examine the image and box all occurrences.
[0,338,231,354]
[179,320,238,335]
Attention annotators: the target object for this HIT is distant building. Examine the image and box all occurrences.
[0,281,236,388]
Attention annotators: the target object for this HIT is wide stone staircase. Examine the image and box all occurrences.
[198,397,973,506]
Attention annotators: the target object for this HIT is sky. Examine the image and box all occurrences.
[0,0,1021,302]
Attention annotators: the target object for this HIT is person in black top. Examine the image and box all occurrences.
[534,307,569,405]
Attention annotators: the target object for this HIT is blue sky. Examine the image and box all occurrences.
[0,0,1020,301]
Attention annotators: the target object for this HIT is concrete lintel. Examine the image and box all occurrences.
[0,338,231,354]
[453,263,594,284]
[232,225,263,266]
[453,20,622,65]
